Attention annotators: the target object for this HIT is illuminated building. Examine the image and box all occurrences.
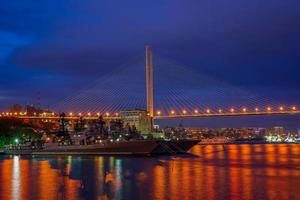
[120,109,152,135]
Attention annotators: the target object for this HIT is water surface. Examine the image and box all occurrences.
[0,144,299,200]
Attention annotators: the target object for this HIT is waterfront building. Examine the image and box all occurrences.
[120,109,152,135]
[270,126,285,136]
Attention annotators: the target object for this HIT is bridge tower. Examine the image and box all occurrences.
[145,45,154,119]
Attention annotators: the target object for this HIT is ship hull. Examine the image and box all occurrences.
[152,139,200,154]
[4,140,158,156]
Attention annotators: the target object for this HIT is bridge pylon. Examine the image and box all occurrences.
[145,45,154,120]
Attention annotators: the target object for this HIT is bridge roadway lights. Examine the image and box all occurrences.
[153,110,300,119]
[3,108,299,120]
[15,116,121,120]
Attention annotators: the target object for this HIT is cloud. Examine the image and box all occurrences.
[0,31,30,62]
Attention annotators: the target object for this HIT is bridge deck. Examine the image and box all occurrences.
[3,110,299,120]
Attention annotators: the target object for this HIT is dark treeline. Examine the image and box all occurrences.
[0,117,42,148]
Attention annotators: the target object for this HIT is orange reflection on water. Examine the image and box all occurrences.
[153,165,166,200]
[0,144,299,200]
[0,158,12,200]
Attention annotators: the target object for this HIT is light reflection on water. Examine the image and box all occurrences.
[0,144,300,200]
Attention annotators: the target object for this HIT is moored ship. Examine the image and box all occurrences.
[4,140,159,155]
[4,139,199,155]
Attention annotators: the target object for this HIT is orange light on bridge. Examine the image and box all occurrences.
[157,110,161,115]
[279,106,284,111]
[115,113,119,116]
[218,109,222,113]
[69,112,73,116]
[170,110,175,115]
[182,110,187,114]
[292,106,297,111]
[267,107,272,111]
[194,109,199,114]
[96,112,100,116]
[230,108,235,113]
[206,109,211,114]
[242,108,247,112]
[255,107,259,112]
[14,112,18,115]
[24,112,27,115]
[105,112,110,117]
[78,112,82,116]
[87,112,91,117]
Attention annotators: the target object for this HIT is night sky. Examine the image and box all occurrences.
[1,0,300,128]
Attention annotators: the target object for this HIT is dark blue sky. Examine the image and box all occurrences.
[1,0,300,113]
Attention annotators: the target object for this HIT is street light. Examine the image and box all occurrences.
[279,106,284,111]
[157,111,161,115]
[171,110,175,115]
[182,110,187,114]
[194,109,199,114]
[267,107,272,112]
[206,109,210,114]
[14,138,19,144]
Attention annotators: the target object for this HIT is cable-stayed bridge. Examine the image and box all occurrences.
[1,46,299,120]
